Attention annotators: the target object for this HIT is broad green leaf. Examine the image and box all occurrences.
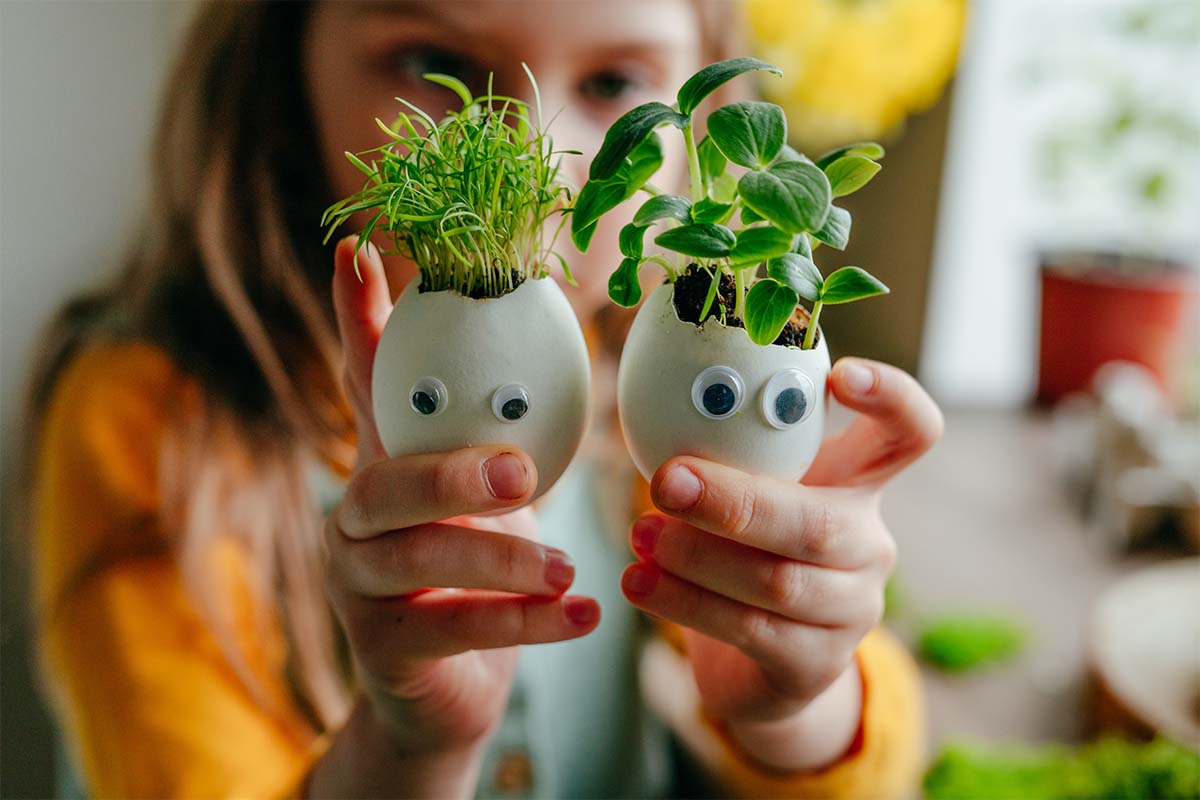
[697,136,727,181]
[712,172,739,203]
[654,223,736,258]
[707,101,787,169]
[619,223,647,259]
[608,257,643,307]
[793,232,813,258]
[571,134,664,251]
[690,197,733,224]
[676,57,782,116]
[815,141,885,170]
[740,205,765,225]
[768,252,823,301]
[825,155,881,197]
[820,266,889,304]
[738,160,832,234]
[812,205,851,250]
[570,179,628,252]
[731,226,793,266]
[589,102,688,181]
[773,144,806,163]
[633,194,692,225]
[744,279,799,345]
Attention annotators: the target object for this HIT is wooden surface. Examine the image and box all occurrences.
[866,407,1171,750]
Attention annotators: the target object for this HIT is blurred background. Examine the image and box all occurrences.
[2,0,1197,797]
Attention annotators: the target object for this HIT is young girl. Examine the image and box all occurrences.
[29,2,942,797]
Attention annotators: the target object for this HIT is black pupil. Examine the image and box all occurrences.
[775,387,806,425]
[702,382,736,416]
[412,390,437,415]
[501,397,528,421]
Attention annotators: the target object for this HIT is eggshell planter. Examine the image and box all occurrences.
[372,276,591,503]
[618,283,831,482]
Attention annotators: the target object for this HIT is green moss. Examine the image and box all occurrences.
[924,737,1200,799]
[917,614,1026,672]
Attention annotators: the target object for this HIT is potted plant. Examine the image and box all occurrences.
[571,58,889,481]
[323,69,590,502]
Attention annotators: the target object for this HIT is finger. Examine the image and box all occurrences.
[332,235,392,466]
[804,358,944,488]
[649,456,875,568]
[620,563,846,696]
[629,515,880,627]
[331,522,576,597]
[346,590,601,665]
[337,446,537,538]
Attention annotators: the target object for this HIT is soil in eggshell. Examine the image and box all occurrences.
[670,264,817,349]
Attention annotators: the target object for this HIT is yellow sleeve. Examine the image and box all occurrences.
[704,628,926,800]
[641,626,925,800]
[33,343,323,799]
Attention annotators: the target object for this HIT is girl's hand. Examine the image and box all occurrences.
[621,359,942,771]
[311,238,600,797]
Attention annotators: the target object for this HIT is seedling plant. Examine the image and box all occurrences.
[571,57,891,348]
[323,67,577,298]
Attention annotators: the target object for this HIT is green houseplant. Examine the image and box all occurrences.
[323,69,590,502]
[571,58,891,481]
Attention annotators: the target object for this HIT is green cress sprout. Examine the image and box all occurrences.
[323,66,578,298]
[571,57,890,348]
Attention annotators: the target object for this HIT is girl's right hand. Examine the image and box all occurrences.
[321,237,600,769]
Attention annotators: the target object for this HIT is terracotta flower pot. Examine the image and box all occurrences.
[1038,254,1196,405]
[618,284,831,481]
[372,277,591,502]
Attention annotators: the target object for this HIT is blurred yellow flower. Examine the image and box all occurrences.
[746,0,967,149]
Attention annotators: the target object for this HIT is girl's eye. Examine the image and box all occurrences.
[761,369,815,430]
[691,366,745,420]
[578,69,640,102]
[410,377,448,417]
[492,383,531,423]
[392,46,485,93]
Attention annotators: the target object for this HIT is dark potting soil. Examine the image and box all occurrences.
[417,269,526,299]
[671,264,817,348]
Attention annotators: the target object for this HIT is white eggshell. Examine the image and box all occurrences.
[372,277,591,502]
[618,283,831,481]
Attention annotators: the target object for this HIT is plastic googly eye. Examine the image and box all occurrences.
[691,366,745,420]
[492,383,531,423]
[761,369,815,430]
[409,377,447,417]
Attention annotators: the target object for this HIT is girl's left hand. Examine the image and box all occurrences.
[621,357,943,769]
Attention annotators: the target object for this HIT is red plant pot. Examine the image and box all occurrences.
[1037,257,1196,405]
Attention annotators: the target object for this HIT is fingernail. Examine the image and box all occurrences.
[483,452,528,500]
[623,563,660,597]
[544,548,575,592]
[841,362,875,396]
[631,516,663,557]
[366,240,380,262]
[564,596,598,626]
[656,466,702,512]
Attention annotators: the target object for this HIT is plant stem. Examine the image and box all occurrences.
[802,300,823,350]
[734,266,746,320]
[682,121,704,202]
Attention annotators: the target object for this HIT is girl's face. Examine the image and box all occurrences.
[304,0,700,321]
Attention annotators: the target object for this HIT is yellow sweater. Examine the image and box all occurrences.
[33,342,925,798]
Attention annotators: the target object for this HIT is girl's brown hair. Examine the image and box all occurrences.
[24,0,740,735]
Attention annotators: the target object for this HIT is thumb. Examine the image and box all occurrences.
[332,235,392,469]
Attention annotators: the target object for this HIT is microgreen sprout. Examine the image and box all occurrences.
[572,58,891,348]
[323,66,578,298]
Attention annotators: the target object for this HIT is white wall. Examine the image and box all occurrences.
[920,0,1200,407]
[0,0,193,474]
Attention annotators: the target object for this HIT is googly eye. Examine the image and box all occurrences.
[491,383,531,423]
[409,377,447,417]
[691,366,745,420]
[761,369,815,430]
